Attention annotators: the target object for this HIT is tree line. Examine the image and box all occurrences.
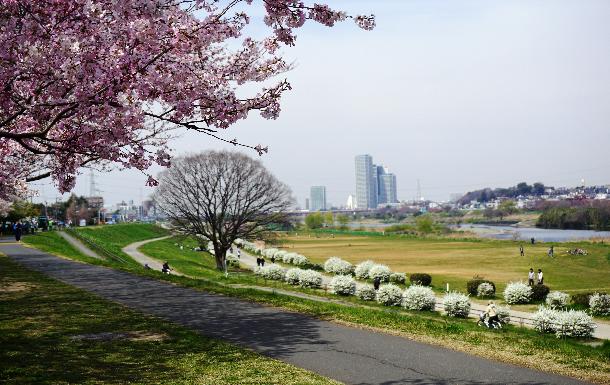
[536,201,610,231]
[459,182,547,204]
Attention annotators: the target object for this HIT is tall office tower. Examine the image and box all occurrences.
[380,173,398,203]
[310,186,327,211]
[355,154,377,209]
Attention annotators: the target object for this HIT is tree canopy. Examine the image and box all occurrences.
[0,1,374,201]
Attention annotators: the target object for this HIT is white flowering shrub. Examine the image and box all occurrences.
[278,251,293,264]
[402,285,436,311]
[356,284,377,301]
[285,268,303,285]
[376,284,403,306]
[555,310,595,338]
[324,257,354,275]
[354,260,376,279]
[589,293,610,316]
[298,270,323,289]
[262,248,278,258]
[292,254,310,267]
[546,291,570,309]
[503,281,532,304]
[389,272,406,284]
[330,275,357,296]
[533,306,560,334]
[256,264,285,281]
[368,264,392,282]
[496,305,511,324]
[476,282,495,298]
[442,292,471,318]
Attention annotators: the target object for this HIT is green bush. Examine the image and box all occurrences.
[466,279,496,296]
[572,292,607,307]
[409,273,432,287]
[531,284,550,301]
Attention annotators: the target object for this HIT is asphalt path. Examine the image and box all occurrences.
[0,242,590,385]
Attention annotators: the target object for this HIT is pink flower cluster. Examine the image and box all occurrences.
[0,0,375,198]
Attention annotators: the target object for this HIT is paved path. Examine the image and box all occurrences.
[0,242,590,385]
[121,236,173,272]
[57,231,103,260]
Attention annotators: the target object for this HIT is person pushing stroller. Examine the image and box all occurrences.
[478,301,502,329]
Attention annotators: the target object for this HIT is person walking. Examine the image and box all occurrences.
[260,257,265,267]
[537,269,544,285]
[531,237,535,245]
[519,245,524,257]
[528,268,535,286]
[13,221,23,242]
[548,246,554,258]
[256,257,261,266]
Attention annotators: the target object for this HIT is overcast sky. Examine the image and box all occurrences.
[32,0,610,207]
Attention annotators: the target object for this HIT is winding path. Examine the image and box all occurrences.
[0,241,590,385]
[121,236,173,272]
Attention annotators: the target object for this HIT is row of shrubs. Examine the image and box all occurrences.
[325,256,432,286]
[252,265,508,321]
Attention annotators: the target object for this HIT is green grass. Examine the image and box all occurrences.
[72,223,168,263]
[279,232,610,296]
[21,225,610,383]
[21,231,96,263]
[0,255,338,385]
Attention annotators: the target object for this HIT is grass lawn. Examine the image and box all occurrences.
[18,225,610,383]
[278,232,610,295]
[0,254,338,385]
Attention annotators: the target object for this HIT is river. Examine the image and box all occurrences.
[454,224,610,242]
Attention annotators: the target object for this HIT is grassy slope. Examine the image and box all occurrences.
[280,233,610,294]
[22,231,96,263]
[72,223,168,262]
[0,255,338,385]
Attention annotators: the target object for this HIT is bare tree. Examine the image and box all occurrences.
[154,150,294,270]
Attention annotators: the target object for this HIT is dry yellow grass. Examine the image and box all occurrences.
[280,233,610,294]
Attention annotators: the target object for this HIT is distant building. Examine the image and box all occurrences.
[379,173,398,204]
[346,194,356,210]
[355,154,377,209]
[305,198,310,211]
[86,196,104,209]
[310,186,327,211]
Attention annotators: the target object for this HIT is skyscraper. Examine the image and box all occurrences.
[310,186,327,211]
[380,173,398,204]
[356,155,399,209]
[355,154,377,209]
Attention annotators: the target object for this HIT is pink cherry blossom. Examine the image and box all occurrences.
[0,0,374,199]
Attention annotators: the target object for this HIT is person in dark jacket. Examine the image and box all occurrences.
[373,276,381,290]
[13,221,23,242]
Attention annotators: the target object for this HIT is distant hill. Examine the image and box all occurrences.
[458,182,548,204]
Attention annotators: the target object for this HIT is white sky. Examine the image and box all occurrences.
[32,0,610,207]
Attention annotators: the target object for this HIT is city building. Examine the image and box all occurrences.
[379,173,398,204]
[355,155,399,209]
[305,198,310,211]
[310,186,327,211]
[355,154,377,209]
